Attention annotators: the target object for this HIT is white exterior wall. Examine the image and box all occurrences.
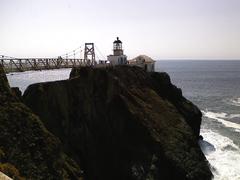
[107,55,127,65]
[147,63,155,72]
[128,62,155,72]
[107,56,118,65]
[128,55,155,72]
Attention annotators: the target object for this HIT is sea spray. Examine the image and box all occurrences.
[200,129,240,180]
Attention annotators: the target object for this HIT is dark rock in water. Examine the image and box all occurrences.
[0,65,84,179]
[199,140,216,155]
[24,66,213,180]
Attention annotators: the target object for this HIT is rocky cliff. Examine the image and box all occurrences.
[23,66,212,180]
[0,65,83,179]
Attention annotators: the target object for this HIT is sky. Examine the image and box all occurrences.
[0,0,240,60]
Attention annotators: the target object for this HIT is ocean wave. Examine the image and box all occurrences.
[200,129,240,180]
[229,114,240,119]
[227,97,240,107]
[202,110,240,131]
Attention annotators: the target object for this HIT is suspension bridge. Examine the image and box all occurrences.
[0,43,108,73]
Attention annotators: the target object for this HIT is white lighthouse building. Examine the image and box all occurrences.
[107,37,127,65]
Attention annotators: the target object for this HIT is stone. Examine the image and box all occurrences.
[24,66,212,180]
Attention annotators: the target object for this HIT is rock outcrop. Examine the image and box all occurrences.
[0,65,83,179]
[23,66,212,180]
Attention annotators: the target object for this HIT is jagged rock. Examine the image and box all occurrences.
[11,87,22,100]
[0,64,84,179]
[23,66,212,180]
[0,66,15,104]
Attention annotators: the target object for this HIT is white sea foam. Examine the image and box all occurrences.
[202,111,240,131]
[229,114,240,119]
[200,129,240,180]
[227,97,240,107]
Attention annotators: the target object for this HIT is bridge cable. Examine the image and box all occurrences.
[95,45,107,60]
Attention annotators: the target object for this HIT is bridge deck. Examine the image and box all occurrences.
[0,58,94,73]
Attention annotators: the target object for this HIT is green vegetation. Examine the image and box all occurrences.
[0,65,83,179]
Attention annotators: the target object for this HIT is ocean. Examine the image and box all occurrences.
[156,60,240,180]
[7,60,240,180]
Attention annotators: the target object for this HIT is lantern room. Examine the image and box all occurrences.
[113,37,123,56]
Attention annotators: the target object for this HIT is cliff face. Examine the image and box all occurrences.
[0,65,83,179]
[23,66,212,180]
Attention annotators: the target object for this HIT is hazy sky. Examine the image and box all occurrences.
[0,0,240,59]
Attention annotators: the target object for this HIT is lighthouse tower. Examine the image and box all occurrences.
[113,37,123,56]
[107,37,127,65]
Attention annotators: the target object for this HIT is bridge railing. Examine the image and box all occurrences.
[0,58,92,73]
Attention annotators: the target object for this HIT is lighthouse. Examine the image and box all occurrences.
[107,37,127,65]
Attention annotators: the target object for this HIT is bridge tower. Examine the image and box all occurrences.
[84,43,96,65]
